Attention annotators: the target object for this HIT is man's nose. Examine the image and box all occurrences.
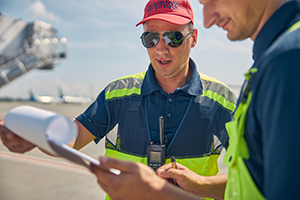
[155,36,169,54]
[202,3,219,28]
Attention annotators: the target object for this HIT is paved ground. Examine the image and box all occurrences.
[0,101,227,200]
[0,101,107,200]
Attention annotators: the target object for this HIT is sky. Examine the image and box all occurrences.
[0,0,254,99]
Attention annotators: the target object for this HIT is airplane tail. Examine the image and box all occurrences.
[29,89,36,101]
[58,87,64,98]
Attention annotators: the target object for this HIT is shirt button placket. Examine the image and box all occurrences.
[167,97,173,118]
[167,112,172,118]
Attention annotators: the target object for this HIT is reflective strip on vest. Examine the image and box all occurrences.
[105,72,145,100]
[223,20,300,200]
[105,148,220,176]
[202,89,236,112]
[200,72,237,112]
[104,148,220,200]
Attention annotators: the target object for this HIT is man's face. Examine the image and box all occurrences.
[143,20,197,82]
[199,0,265,41]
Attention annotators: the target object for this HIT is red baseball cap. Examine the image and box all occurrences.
[136,0,194,27]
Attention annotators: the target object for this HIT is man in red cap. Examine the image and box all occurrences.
[91,0,300,199]
[88,0,234,199]
[0,1,235,199]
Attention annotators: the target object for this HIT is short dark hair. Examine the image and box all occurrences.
[186,22,194,31]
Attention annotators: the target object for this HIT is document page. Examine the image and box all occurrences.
[4,105,118,174]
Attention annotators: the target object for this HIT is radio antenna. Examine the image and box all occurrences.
[159,116,164,145]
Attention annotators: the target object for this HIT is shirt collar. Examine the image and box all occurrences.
[253,0,300,61]
[141,58,203,96]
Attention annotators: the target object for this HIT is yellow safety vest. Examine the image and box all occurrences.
[223,20,300,200]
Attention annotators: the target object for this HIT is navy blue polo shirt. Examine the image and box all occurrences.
[141,58,203,145]
[242,0,300,198]
[77,58,235,157]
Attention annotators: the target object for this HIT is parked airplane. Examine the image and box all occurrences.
[58,88,93,105]
[29,88,93,105]
[29,89,62,104]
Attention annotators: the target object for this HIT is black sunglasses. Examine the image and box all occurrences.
[140,29,194,48]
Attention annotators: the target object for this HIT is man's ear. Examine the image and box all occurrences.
[191,28,198,48]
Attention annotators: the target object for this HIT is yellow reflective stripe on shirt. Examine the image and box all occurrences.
[105,72,145,100]
[287,20,300,33]
[202,90,236,112]
[199,72,236,112]
[105,87,141,100]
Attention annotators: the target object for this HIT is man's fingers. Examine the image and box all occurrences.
[0,127,36,153]
[3,133,22,144]
[0,127,20,142]
[157,162,187,180]
[2,131,30,146]
[90,164,114,194]
[5,131,18,140]
[157,162,186,174]
[99,156,138,173]
[158,167,177,179]
[157,162,173,171]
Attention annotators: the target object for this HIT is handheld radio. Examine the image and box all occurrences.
[147,116,166,172]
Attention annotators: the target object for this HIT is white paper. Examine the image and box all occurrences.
[4,105,77,155]
[3,105,120,174]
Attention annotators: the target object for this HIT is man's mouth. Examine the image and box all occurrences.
[217,18,230,30]
[159,60,170,64]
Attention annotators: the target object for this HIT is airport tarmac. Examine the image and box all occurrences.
[0,101,107,200]
[0,101,227,200]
